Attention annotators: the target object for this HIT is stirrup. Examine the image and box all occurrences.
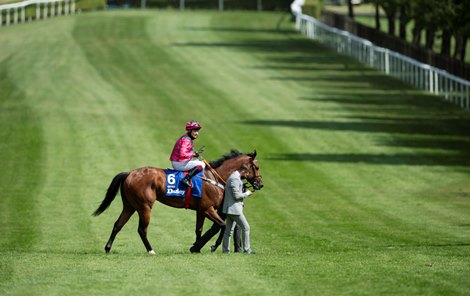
[182,178,192,188]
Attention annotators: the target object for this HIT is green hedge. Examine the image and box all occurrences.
[303,0,323,18]
[122,0,291,11]
[77,0,107,11]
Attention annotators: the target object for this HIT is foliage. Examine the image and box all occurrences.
[77,0,107,10]
[128,0,291,10]
[359,0,468,60]
[303,0,324,18]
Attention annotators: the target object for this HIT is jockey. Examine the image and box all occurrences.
[170,120,206,188]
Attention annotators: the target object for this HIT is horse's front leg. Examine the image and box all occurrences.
[190,220,223,253]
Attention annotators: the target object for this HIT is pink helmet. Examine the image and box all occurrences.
[186,120,202,131]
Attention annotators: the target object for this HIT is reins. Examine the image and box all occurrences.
[203,159,226,186]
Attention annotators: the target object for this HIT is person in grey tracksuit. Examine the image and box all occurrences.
[222,164,255,254]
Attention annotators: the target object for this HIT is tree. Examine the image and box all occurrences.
[453,0,470,61]
[369,0,399,36]
[347,0,354,18]
[438,0,458,57]
[374,2,381,30]
[397,0,411,40]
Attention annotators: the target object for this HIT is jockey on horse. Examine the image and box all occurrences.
[170,120,206,188]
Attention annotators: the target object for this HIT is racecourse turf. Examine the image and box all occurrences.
[1,9,470,296]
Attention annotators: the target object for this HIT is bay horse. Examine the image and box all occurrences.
[93,150,263,254]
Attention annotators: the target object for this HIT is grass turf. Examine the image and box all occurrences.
[1,9,470,296]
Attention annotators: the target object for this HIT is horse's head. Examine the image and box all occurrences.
[209,149,264,190]
[244,150,263,191]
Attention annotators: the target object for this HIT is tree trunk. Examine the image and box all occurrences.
[462,36,468,61]
[375,4,380,30]
[454,35,468,61]
[425,29,435,50]
[412,25,422,46]
[348,0,354,18]
[398,6,408,40]
[387,14,395,36]
[440,30,451,57]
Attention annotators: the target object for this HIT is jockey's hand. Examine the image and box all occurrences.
[194,152,200,158]
[246,190,253,197]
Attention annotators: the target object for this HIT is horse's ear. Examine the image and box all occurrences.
[252,149,257,159]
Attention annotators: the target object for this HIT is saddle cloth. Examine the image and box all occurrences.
[165,169,203,198]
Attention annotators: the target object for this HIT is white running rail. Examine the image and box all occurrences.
[296,14,470,110]
[0,0,75,26]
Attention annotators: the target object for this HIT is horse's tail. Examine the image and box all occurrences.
[93,172,129,216]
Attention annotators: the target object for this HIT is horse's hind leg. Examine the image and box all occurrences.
[105,205,135,253]
[137,208,155,255]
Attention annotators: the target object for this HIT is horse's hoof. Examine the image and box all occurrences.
[189,246,200,253]
[210,245,217,253]
[148,250,156,255]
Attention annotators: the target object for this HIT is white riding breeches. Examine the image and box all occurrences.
[171,159,206,171]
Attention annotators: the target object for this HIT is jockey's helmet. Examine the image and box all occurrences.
[186,120,202,131]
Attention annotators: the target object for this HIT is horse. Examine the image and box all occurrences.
[93,150,263,254]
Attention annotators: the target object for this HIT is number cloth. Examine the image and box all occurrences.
[165,169,203,198]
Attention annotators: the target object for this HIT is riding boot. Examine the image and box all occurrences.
[182,167,200,188]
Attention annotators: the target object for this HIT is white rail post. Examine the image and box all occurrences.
[385,50,390,75]
[428,69,434,93]
[51,1,55,17]
[0,10,2,27]
[459,82,464,108]
[21,6,25,23]
[36,3,40,20]
[450,79,454,103]
[58,0,62,16]
[65,0,69,15]
[465,85,470,109]
[71,0,75,14]
[44,2,48,19]
[369,46,375,68]
[6,8,10,26]
[445,77,449,100]
[13,7,17,24]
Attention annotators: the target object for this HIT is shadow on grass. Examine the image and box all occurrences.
[241,119,470,137]
[266,153,470,167]
[245,116,470,167]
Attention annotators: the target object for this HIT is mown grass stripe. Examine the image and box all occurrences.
[0,9,469,296]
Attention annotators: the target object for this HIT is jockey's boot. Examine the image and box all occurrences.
[182,167,200,188]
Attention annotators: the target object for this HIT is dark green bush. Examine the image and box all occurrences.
[77,0,107,11]
[125,0,291,11]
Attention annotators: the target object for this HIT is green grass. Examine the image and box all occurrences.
[1,9,470,296]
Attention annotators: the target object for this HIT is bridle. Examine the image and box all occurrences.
[244,158,263,191]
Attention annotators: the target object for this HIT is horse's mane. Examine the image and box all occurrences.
[209,150,244,169]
